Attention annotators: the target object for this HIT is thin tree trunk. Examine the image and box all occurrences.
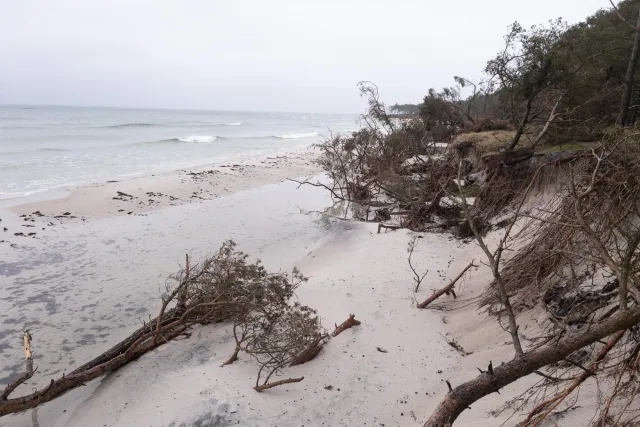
[532,94,564,146]
[423,308,640,427]
[619,7,640,126]
[508,96,534,151]
[455,162,523,355]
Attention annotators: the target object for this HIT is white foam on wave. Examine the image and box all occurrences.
[0,188,50,201]
[178,135,217,143]
[276,132,319,139]
[223,122,242,126]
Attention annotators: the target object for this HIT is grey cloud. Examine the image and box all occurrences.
[0,0,608,112]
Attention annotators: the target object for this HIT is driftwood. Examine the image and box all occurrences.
[332,314,361,337]
[253,377,304,392]
[418,261,476,309]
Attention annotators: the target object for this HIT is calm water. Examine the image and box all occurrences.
[0,105,358,199]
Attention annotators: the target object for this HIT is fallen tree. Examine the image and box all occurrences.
[424,138,640,425]
[0,241,337,416]
[424,308,640,427]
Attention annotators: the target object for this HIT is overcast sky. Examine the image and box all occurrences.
[0,0,610,113]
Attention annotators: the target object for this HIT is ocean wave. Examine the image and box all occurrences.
[102,123,157,128]
[0,188,51,201]
[275,132,319,139]
[1,147,69,155]
[138,135,220,145]
[223,122,242,126]
[37,147,69,152]
[178,135,218,143]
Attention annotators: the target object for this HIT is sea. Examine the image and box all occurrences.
[0,105,359,200]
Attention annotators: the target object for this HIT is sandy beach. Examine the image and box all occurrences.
[0,148,580,427]
[5,0,634,425]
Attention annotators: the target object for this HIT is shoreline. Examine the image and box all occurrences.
[0,147,320,248]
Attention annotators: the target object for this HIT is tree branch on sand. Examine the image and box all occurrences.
[254,377,304,392]
[332,314,361,337]
[418,261,476,309]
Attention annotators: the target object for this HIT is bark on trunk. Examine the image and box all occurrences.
[423,308,640,427]
[507,97,534,151]
[69,308,177,375]
[619,8,640,126]
[0,325,186,416]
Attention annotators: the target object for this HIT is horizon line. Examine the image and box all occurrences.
[0,102,362,116]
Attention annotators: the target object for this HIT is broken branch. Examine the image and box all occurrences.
[253,377,304,392]
[332,314,361,337]
[418,261,476,309]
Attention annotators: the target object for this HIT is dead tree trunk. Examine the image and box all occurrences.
[532,94,564,146]
[507,96,534,151]
[69,308,177,375]
[619,7,640,126]
[0,324,186,416]
[1,332,34,400]
[423,308,640,427]
[418,262,476,309]
[519,330,625,426]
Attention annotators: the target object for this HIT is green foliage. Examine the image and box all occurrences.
[390,103,420,115]
[419,86,466,140]
[414,2,640,146]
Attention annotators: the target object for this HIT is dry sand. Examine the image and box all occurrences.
[0,149,588,427]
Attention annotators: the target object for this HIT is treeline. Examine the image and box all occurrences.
[392,0,640,147]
